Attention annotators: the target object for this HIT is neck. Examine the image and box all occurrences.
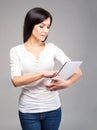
[26,36,44,47]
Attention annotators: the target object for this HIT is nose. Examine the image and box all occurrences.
[43,27,49,33]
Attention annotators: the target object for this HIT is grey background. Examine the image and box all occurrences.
[0,0,97,130]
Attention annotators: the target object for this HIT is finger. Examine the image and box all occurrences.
[45,85,54,90]
[48,87,56,91]
[51,76,60,81]
[46,84,57,91]
[51,87,57,91]
[45,84,54,88]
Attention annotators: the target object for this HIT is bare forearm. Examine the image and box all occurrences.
[67,68,82,87]
[12,73,44,87]
[12,70,57,87]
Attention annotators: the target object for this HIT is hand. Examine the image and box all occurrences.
[45,76,71,91]
[43,70,58,78]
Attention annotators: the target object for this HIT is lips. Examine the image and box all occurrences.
[41,35,47,40]
[41,34,46,37]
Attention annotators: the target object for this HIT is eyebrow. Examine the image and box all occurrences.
[40,22,50,26]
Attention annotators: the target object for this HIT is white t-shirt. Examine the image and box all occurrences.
[10,43,70,113]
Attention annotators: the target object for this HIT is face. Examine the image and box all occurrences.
[32,17,51,42]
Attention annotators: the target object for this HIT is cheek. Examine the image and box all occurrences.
[35,28,42,35]
[32,26,39,34]
[32,30,39,37]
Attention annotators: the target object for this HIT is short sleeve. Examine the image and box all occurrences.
[9,47,21,79]
[53,44,71,64]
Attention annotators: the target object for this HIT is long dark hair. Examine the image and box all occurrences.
[23,7,52,43]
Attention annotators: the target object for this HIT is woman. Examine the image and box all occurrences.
[9,7,82,130]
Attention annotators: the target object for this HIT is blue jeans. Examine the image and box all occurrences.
[19,107,61,130]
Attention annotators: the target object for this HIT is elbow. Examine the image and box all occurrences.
[79,69,83,77]
[75,68,83,79]
[11,80,20,87]
[11,77,22,87]
[78,69,83,79]
[80,71,83,77]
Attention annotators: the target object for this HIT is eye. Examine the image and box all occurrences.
[47,25,50,29]
[39,24,50,29]
[39,25,44,28]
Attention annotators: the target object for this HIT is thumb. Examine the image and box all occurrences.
[51,76,60,81]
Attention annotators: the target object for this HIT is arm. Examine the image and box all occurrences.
[46,68,82,91]
[12,71,57,87]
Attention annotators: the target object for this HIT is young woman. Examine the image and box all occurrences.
[9,7,82,130]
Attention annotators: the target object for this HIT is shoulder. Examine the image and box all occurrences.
[10,44,24,53]
[46,42,59,49]
[46,42,62,51]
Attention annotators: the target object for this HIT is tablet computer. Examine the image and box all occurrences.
[57,61,83,80]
